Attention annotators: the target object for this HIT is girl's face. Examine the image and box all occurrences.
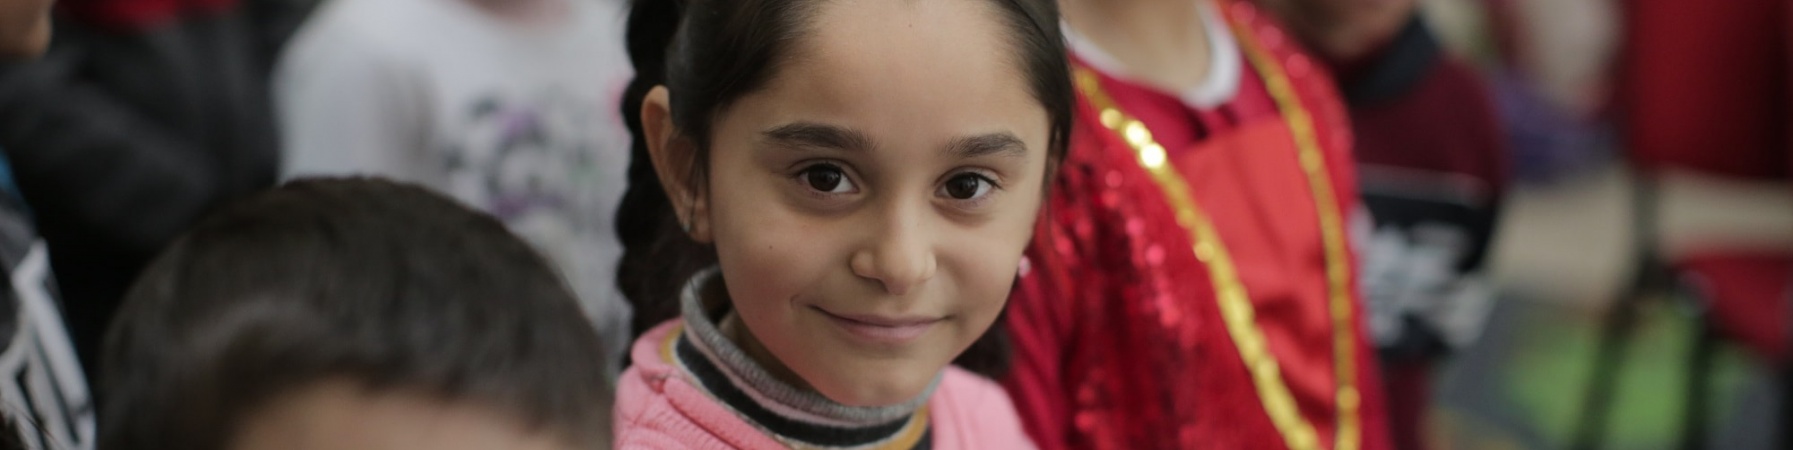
[645,0,1052,406]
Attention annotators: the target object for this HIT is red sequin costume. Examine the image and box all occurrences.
[1002,2,1390,449]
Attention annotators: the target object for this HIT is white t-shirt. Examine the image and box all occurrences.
[276,0,635,374]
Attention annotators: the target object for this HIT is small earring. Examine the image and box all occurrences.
[679,218,692,234]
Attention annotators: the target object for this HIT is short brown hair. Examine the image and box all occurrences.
[100,177,612,450]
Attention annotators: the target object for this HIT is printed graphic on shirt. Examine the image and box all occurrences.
[1357,165,1500,359]
[0,240,94,450]
[444,87,620,293]
[439,86,633,375]
[446,89,609,231]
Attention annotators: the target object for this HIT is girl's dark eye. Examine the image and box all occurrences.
[801,164,855,194]
[941,173,993,200]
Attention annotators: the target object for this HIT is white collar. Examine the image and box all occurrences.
[1061,0,1242,109]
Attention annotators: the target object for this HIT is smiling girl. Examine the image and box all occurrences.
[609,0,1071,448]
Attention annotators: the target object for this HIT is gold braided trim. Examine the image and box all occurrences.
[1229,17,1362,450]
[661,323,684,365]
[863,406,931,450]
[1069,12,1360,449]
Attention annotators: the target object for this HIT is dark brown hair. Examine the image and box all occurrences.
[100,178,612,450]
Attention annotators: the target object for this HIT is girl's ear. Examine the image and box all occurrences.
[641,86,714,243]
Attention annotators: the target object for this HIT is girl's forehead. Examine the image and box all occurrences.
[728,0,1048,150]
[798,0,1012,73]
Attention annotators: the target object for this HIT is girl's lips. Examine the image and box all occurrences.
[811,307,942,345]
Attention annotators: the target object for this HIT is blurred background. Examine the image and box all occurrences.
[1412,0,1793,449]
[0,0,1788,448]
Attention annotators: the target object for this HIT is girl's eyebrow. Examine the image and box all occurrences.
[762,122,876,152]
[945,133,1026,159]
[761,122,1024,159]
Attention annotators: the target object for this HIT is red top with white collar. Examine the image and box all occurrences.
[1000,2,1391,449]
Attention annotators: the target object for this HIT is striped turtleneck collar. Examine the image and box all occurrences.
[669,269,938,449]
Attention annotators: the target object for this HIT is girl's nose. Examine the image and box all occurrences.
[849,207,937,296]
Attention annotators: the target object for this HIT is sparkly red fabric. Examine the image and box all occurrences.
[1001,3,1390,449]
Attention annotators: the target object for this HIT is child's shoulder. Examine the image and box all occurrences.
[624,321,684,376]
[611,367,703,450]
[929,367,1036,449]
[935,366,1009,401]
[614,321,686,420]
[614,321,786,450]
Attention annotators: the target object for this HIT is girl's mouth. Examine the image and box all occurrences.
[810,306,943,345]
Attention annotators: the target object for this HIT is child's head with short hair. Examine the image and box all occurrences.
[618,0,1072,407]
[99,178,612,450]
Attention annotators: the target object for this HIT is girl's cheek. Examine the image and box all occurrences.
[944,217,1034,309]
[712,190,838,308]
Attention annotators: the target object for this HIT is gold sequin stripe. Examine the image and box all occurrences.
[1069,11,1360,449]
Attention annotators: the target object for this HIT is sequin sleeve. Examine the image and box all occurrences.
[1001,156,1104,450]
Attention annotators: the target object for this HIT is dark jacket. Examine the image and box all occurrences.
[0,1,284,379]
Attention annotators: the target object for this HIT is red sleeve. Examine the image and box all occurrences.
[1002,257,1072,450]
[1002,154,1102,450]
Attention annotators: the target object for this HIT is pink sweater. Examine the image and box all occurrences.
[614,321,1038,449]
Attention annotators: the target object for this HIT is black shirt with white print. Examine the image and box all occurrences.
[0,187,94,450]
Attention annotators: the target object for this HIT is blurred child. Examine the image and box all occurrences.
[0,0,282,374]
[1253,1,1510,448]
[609,0,1072,447]
[999,0,1394,448]
[98,178,612,450]
[0,0,95,447]
[275,0,637,374]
